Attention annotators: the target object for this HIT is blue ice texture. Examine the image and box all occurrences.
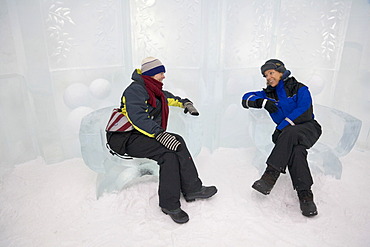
[79,106,202,198]
[248,104,362,179]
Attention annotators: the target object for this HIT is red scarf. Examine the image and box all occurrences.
[142,75,169,130]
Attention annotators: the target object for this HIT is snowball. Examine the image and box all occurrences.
[89,78,111,99]
[63,83,91,109]
[308,74,325,96]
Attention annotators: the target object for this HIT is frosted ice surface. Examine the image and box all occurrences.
[79,106,202,198]
[248,105,362,179]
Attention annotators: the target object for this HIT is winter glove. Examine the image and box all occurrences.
[272,129,282,144]
[156,132,181,151]
[183,101,199,116]
[241,99,248,108]
[255,99,278,114]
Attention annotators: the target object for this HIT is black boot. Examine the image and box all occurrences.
[184,186,217,202]
[252,166,280,195]
[297,189,318,217]
[161,207,189,224]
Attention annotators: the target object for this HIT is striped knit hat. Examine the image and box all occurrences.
[141,57,166,76]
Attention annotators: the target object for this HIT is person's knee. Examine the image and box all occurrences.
[169,133,189,151]
[282,126,299,136]
[294,145,308,156]
[171,133,185,143]
[158,151,178,165]
[279,127,300,143]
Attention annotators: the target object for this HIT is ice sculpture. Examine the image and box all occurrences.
[248,104,362,179]
[79,106,202,198]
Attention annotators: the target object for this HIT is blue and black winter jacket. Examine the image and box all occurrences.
[242,76,315,131]
[120,69,188,137]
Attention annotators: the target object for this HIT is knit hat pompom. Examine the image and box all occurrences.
[141,57,166,76]
[261,59,286,77]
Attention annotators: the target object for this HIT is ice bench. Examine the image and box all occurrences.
[79,106,202,198]
[248,104,362,179]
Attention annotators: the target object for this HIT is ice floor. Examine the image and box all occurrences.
[1,147,369,247]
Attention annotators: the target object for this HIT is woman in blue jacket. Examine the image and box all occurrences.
[106,57,217,224]
[242,59,322,217]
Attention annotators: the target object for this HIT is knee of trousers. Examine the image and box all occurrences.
[170,133,185,143]
[281,126,301,138]
[157,151,179,166]
[293,145,308,156]
[281,127,313,148]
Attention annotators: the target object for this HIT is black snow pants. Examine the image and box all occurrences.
[106,131,202,210]
[267,119,322,191]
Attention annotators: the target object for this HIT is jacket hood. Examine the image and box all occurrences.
[131,69,144,82]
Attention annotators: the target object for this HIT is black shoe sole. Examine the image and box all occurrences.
[252,181,271,195]
[184,187,217,202]
[161,209,189,224]
[301,210,318,217]
[299,199,318,217]
[185,198,196,202]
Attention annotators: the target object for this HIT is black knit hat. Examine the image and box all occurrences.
[261,59,286,76]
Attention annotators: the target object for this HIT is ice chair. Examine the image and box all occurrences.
[79,106,201,198]
[248,104,362,179]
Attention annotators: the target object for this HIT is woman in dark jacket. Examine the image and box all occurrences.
[106,57,217,224]
[242,59,322,217]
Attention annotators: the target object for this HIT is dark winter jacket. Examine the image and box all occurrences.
[120,69,188,138]
[242,76,316,131]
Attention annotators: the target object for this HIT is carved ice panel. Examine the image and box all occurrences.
[222,0,276,69]
[42,0,124,70]
[277,0,352,70]
[130,0,202,67]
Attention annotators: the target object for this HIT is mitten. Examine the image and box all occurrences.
[272,129,282,144]
[184,102,199,116]
[264,100,278,113]
[156,132,181,151]
[255,99,278,113]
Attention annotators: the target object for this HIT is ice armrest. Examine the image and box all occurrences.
[314,104,361,157]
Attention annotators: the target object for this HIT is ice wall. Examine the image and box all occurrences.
[1,0,369,177]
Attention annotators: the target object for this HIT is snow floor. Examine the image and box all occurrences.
[1,147,370,247]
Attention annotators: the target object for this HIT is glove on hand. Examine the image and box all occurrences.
[156,132,181,151]
[241,99,248,108]
[272,129,282,144]
[255,99,278,113]
[184,102,199,116]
